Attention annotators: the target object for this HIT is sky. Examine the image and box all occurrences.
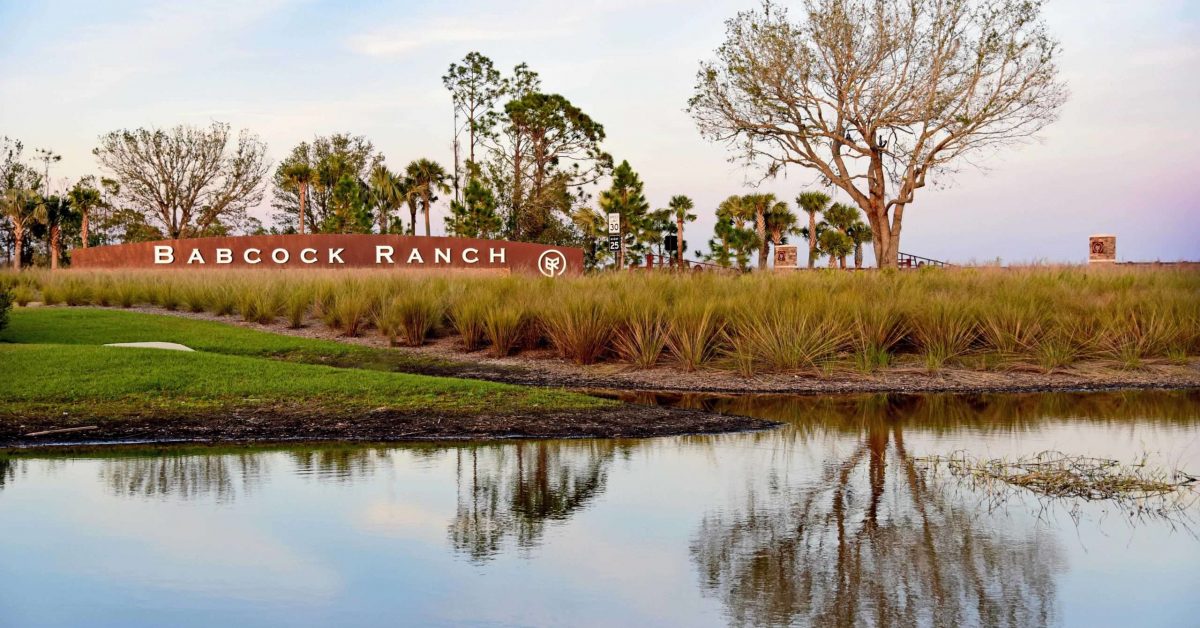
[1,0,1197,264]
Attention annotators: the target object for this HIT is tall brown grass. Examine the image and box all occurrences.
[5,266,1197,374]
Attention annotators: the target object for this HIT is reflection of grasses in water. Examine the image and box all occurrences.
[690,423,1063,627]
[630,389,1200,439]
[916,450,1200,528]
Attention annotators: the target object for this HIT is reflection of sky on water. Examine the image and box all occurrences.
[1,391,1198,627]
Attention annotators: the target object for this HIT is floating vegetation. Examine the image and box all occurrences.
[917,450,1199,525]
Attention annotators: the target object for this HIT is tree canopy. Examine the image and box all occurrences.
[93,122,269,239]
[690,0,1067,267]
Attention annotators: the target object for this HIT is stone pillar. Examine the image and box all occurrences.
[774,245,799,271]
[1088,234,1116,264]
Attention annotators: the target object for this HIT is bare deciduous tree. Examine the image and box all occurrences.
[93,122,269,239]
[690,0,1067,267]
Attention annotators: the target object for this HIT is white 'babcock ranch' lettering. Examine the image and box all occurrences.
[150,245,513,266]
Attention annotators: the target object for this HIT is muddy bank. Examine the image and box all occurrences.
[0,404,777,450]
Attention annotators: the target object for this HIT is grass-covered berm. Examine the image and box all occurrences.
[0,307,772,447]
[4,266,1198,376]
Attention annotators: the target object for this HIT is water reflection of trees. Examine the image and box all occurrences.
[691,423,1064,628]
[626,389,1200,438]
[102,453,266,502]
[449,441,625,562]
[0,456,17,490]
[289,447,399,482]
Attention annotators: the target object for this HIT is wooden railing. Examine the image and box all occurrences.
[897,252,951,268]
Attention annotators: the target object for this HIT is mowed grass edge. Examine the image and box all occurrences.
[0,308,607,421]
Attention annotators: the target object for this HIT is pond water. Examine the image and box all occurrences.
[2,390,1199,627]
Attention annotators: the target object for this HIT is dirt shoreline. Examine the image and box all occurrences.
[98,306,1200,395]
[0,405,777,450]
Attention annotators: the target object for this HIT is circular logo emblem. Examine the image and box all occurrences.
[537,250,567,277]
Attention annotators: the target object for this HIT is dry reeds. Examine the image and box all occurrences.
[6,266,1196,374]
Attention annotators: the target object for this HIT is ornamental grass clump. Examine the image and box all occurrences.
[11,285,34,307]
[235,284,260,323]
[667,301,724,372]
[483,303,528,357]
[153,280,181,311]
[730,306,848,373]
[251,288,284,325]
[332,289,375,337]
[114,281,139,308]
[978,301,1046,359]
[284,286,313,329]
[39,282,63,306]
[542,292,615,365]
[450,295,492,351]
[1100,308,1176,370]
[381,292,444,346]
[59,277,93,306]
[851,308,905,373]
[911,302,977,372]
[612,295,669,368]
[182,281,209,313]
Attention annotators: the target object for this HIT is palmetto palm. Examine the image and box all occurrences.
[764,202,800,248]
[369,165,403,234]
[846,220,874,268]
[405,159,451,237]
[822,203,862,268]
[42,195,73,270]
[281,162,314,234]
[796,191,831,268]
[668,195,696,266]
[1,187,44,270]
[67,180,102,248]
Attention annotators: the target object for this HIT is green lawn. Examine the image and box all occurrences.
[0,308,606,421]
[2,307,451,371]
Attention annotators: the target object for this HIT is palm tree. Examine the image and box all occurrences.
[405,159,450,237]
[281,162,314,234]
[764,202,801,251]
[818,228,854,268]
[846,220,874,268]
[42,195,73,270]
[369,165,403,234]
[570,206,612,269]
[739,194,773,270]
[668,195,696,267]
[67,179,102,248]
[796,191,831,268]
[1,187,44,270]
[822,203,862,268]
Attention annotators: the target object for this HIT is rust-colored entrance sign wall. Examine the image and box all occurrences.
[72,235,583,277]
